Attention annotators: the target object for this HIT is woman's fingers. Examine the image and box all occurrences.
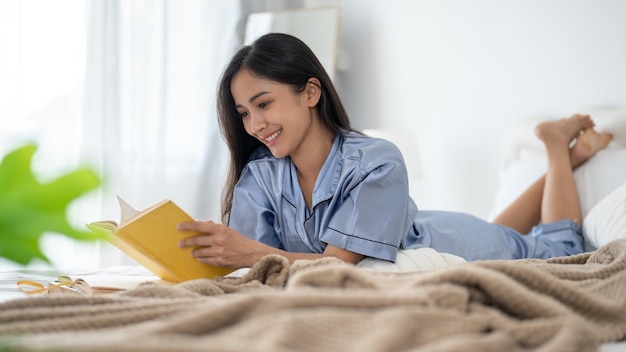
[178,234,210,248]
[176,221,258,268]
[177,220,217,232]
[177,220,219,248]
[190,245,217,259]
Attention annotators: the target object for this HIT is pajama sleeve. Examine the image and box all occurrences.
[322,141,414,261]
[228,166,283,249]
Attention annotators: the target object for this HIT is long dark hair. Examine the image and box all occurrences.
[217,33,352,223]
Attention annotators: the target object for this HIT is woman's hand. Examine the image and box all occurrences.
[177,221,268,269]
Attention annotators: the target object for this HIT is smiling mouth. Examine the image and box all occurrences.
[264,129,282,143]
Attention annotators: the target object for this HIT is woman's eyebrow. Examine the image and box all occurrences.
[235,91,270,109]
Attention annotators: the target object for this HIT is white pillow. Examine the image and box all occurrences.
[583,181,626,250]
[575,149,626,216]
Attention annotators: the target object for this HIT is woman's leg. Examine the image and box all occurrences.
[492,114,612,234]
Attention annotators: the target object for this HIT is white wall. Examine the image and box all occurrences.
[335,0,626,219]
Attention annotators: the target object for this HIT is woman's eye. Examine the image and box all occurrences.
[239,111,249,119]
[258,102,269,108]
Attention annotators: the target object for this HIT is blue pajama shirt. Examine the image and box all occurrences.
[228,131,585,262]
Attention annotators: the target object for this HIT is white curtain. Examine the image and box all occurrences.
[0,0,94,270]
[0,0,242,270]
[81,0,242,267]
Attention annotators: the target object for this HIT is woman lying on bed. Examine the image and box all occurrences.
[177,33,613,268]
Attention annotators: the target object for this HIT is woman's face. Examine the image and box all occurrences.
[231,68,319,159]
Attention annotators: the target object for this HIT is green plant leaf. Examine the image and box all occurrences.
[0,144,102,265]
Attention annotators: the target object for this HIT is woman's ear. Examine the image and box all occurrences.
[305,78,322,107]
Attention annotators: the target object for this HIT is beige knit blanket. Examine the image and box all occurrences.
[2,239,626,352]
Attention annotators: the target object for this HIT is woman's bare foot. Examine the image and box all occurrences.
[534,114,612,168]
[570,128,613,167]
[534,114,595,146]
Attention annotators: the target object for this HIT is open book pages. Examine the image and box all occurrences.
[86,196,140,234]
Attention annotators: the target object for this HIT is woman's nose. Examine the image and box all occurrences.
[250,113,267,134]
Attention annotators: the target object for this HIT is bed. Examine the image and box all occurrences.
[1,108,626,351]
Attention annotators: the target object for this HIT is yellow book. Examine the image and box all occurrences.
[87,196,235,283]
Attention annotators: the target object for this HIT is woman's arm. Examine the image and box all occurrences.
[177,220,363,269]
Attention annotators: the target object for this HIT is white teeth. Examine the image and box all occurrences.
[265,130,281,142]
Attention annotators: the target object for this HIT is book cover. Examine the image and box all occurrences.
[87,197,235,282]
